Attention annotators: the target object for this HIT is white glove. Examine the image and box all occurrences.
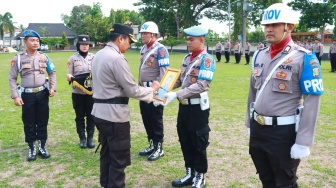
[290,143,310,159]
[163,92,177,106]
[153,101,163,107]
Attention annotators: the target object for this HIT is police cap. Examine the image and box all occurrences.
[24,30,40,40]
[184,25,208,37]
[77,35,90,44]
[110,23,137,43]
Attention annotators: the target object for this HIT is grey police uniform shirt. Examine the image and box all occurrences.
[245,43,251,54]
[139,41,169,83]
[245,40,321,146]
[91,42,154,123]
[329,43,336,55]
[224,41,231,52]
[215,42,222,53]
[9,51,57,99]
[67,53,94,94]
[234,43,241,54]
[313,43,324,56]
[257,43,264,50]
[304,44,313,51]
[174,50,214,99]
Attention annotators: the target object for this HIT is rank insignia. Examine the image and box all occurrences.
[278,83,286,90]
[204,58,212,69]
[276,71,287,79]
[190,77,197,83]
[284,58,293,64]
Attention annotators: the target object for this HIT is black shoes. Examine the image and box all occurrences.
[192,172,205,188]
[79,132,87,148]
[172,167,195,187]
[38,140,50,159]
[148,141,164,161]
[27,142,36,162]
[87,131,95,149]
[139,139,154,156]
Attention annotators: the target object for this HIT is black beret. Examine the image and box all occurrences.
[77,35,90,44]
[110,23,137,43]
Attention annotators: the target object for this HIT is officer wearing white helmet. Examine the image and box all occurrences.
[245,3,323,187]
[138,21,170,161]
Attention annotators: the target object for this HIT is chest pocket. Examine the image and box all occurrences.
[39,63,47,74]
[253,68,263,90]
[272,70,293,93]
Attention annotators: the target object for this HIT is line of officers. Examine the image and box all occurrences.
[8,22,215,188]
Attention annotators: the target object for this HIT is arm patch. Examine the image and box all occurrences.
[198,55,215,81]
[299,53,323,95]
[157,47,169,67]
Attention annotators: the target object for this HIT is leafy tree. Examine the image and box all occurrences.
[0,12,15,47]
[19,24,26,32]
[61,4,92,35]
[160,36,184,53]
[39,26,49,37]
[60,32,69,50]
[288,0,336,42]
[42,38,61,50]
[247,26,264,43]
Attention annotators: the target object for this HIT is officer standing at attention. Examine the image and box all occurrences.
[157,25,215,188]
[215,39,222,62]
[224,39,231,63]
[328,38,336,72]
[91,23,160,188]
[67,35,95,149]
[234,40,242,64]
[257,41,265,50]
[304,39,313,51]
[244,41,251,65]
[245,4,323,187]
[138,21,170,161]
[313,38,324,64]
[9,30,56,161]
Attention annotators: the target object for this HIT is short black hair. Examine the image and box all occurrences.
[109,33,128,42]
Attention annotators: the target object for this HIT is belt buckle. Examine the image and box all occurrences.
[32,88,39,93]
[256,115,265,125]
[180,99,186,105]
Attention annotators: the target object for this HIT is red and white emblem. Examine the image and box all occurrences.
[278,82,286,90]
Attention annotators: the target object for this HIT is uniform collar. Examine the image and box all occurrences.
[106,42,121,53]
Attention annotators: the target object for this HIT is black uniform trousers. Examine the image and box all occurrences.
[177,104,210,173]
[224,51,230,62]
[330,53,336,71]
[92,116,131,188]
[245,53,250,64]
[139,101,164,142]
[215,52,221,62]
[72,93,94,134]
[315,52,322,64]
[22,88,49,142]
[249,119,300,188]
[235,52,241,64]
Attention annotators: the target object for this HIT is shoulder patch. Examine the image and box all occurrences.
[157,47,169,67]
[300,53,323,95]
[198,54,215,81]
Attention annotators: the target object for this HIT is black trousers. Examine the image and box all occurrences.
[315,52,322,64]
[92,116,131,188]
[139,101,164,142]
[235,53,241,63]
[72,93,94,134]
[245,53,250,64]
[22,89,49,142]
[249,119,300,188]
[330,53,336,71]
[177,104,210,173]
[215,52,221,62]
[224,51,230,62]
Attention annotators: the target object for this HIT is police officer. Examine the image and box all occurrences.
[158,25,215,188]
[67,35,95,149]
[257,41,265,50]
[215,39,222,62]
[138,21,169,161]
[91,23,160,188]
[224,39,231,63]
[9,30,56,161]
[328,38,336,72]
[246,3,323,187]
[304,39,313,51]
[234,40,242,64]
[244,41,251,65]
[313,38,324,64]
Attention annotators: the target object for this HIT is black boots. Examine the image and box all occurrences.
[192,172,205,188]
[87,130,95,149]
[38,140,50,159]
[172,167,195,187]
[148,141,164,161]
[139,139,154,156]
[27,142,36,162]
[79,132,87,148]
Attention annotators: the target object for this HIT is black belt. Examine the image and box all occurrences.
[93,97,129,104]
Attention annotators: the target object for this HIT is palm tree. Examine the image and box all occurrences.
[0,12,15,48]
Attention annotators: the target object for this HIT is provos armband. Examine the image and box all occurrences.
[157,47,170,67]
[300,53,323,95]
[198,55,215,81]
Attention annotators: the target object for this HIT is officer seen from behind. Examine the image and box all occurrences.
[246,3,323,187]
[9,30,56,161]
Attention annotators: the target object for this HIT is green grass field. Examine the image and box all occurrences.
[0,50,335,187]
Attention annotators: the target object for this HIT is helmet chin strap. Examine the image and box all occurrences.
[275,23,288,44]
[146,33,154,45]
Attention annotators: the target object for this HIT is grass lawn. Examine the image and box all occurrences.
[0,50,335,187]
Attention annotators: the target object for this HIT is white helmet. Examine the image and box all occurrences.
[140,21,159,34]
[261,3,298,25]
